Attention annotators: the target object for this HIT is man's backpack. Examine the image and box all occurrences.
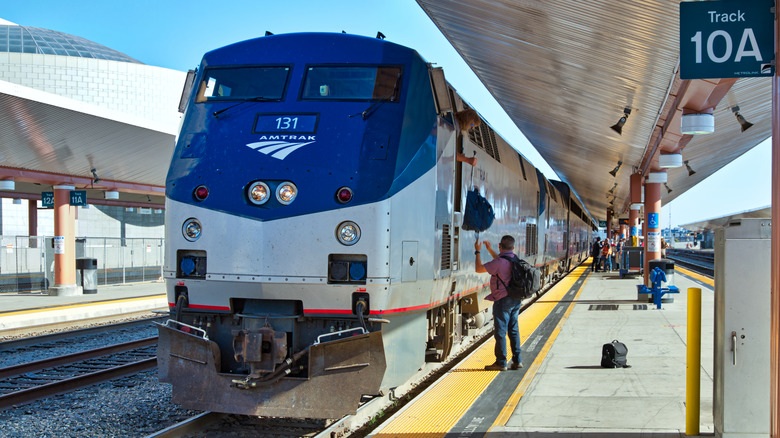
[601,339,630,368]
[495,255,541,300]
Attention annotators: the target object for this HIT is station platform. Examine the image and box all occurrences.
[369,260,715,437]
[0,282,167,336]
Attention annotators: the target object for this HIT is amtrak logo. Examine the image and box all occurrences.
[246,135,316,160]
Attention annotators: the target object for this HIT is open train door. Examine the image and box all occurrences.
[429,67,452,115]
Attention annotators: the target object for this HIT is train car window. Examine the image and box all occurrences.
[301,65,402,101]
[195,66,290,102]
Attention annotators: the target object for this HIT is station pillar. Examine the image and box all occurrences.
[643,174,664,286]
[629,205,641,246]
[629,173,643,247]
[606,209,613,238]
[28,199,38,248]
[48,184,81,296]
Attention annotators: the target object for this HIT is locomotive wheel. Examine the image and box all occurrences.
[427,301,456,362]
[440,301,455,360]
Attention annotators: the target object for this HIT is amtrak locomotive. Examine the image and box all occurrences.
[157,32,594,418]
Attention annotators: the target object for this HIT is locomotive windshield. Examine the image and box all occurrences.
[301,65,402,101]
[196,66,290,102]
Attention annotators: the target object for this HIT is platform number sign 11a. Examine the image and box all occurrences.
[680,0,775,80]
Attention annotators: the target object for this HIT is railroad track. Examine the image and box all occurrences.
[666,249,714,277]
[0,336,157,410]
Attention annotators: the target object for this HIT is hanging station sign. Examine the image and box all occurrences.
[680,0,775,79]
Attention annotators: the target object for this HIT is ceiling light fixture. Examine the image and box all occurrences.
[659,153,683,168]
[664,183,673,194]
[91,168,100,184]
[731,106,753,132]
[608,160,623,177]
[681,110,714,135]
[646,172,667,184]
[610,108,631,135]
[105,190,119,200]
[684,160,696,176]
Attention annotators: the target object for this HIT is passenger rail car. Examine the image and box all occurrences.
[157,32,593,419]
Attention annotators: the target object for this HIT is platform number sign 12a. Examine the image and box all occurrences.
[41,191,54,208]
[680,0,775,80]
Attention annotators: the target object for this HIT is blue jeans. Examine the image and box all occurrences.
[604,255,612,271]
[492,295,523,366]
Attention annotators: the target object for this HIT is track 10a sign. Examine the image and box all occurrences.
[680,0,774,79]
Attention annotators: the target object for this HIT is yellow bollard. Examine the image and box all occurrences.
[686,287,702,436]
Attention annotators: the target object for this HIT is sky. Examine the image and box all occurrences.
[2,0,772,229]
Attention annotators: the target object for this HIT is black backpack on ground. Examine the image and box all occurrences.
[601,339,630,368]
[495,255,541,300]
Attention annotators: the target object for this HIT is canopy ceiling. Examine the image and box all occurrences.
[418,0,772,223]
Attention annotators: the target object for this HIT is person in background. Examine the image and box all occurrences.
[474,235,523,371]
[601,238,613,271]
[455,109,480,166]
[615,237,625,271]
[591,237,602,272]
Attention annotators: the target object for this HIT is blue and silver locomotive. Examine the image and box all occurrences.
[157,32,593,418]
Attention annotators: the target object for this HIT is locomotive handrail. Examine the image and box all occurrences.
[314,327,367,345]
[164,319,209,340]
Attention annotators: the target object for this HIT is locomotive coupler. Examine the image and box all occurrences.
[232,326,287,378]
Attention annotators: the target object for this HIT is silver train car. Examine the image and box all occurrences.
[157,32,594,419]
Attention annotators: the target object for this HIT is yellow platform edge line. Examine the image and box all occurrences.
[490,265,590,428]
[0,294,167,317]
[371,262,591,438]
[675,265,714,287]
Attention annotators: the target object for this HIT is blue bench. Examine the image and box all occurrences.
[637,267,679,309]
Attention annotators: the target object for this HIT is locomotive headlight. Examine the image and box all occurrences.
[182,218,202,242]
[336,221,361,246]
[276,182,297,205]
[248,181,270,205]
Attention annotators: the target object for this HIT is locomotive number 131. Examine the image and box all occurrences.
[276,117,298,130]
[254,114,319,134]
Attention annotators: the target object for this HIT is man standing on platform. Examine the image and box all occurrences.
[591,237,602,272]
[474,235,523,371]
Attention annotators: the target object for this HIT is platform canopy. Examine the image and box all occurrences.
[0,80,173,208]
[417,0,771,223]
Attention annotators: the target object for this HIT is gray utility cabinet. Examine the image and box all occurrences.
[714,219,771,438]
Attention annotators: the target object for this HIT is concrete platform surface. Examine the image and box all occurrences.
[0,281,167,334]
[491,267,715,437]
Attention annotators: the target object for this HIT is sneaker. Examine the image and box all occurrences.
[484,362,507,371]
[511,362,524,370]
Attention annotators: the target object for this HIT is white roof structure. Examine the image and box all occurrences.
[0,20,186,208]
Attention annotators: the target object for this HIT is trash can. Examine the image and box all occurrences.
[76,258,98,294]
[648,258,675,302]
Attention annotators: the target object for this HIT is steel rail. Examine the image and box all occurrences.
[0,336,157,379]
[0,357,156,410]
[0,316,165,351]
[145,412,226,438]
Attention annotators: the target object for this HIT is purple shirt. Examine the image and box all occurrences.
[483,250,515,301]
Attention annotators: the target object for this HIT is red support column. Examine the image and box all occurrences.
[48,184,80,296]
[643,175,663,286]
[27,199,37,248]
[629,205,640,246]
